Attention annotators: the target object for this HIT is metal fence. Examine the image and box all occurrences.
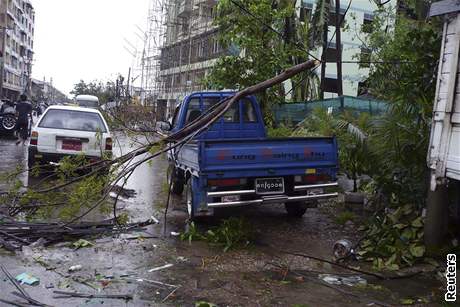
[272,96,389,126]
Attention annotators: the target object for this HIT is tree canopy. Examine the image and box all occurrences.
[205,0,321,122]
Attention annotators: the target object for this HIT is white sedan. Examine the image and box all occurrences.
[28,105,112,169]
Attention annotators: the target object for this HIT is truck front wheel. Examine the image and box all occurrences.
[167,164,184,195]
[285,202,307,217]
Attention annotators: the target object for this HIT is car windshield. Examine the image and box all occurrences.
[39,109,107,132]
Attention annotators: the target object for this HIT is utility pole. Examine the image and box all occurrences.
[126,67,131,100]
[319,18,328,100]
[335,0,343,98]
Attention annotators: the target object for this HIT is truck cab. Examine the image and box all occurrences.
[169,91,265,139]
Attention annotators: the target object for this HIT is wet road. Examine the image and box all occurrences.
[0,133,443,306]
[0,132,169,221]
[0,137,29,192]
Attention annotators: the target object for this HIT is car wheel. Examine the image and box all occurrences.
[285,202,307,217]
[1,114,17,132]
[167,163,184,195]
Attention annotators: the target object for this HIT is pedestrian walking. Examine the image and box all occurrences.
[15,94,33,145]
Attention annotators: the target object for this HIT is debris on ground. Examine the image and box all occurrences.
[68,265,83,272]
[319,274,367,287]
[1,265,51,307]
[15,272,40,286]
[195,301,217,307]
[72,239,94,249]
[0,216,154,251]
[148,263,173,272]
[333,239,354,259]
[110,185,137,198]
[53,290,133,300]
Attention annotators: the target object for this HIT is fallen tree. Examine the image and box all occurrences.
[0,59,319,247]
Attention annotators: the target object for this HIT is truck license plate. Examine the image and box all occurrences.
[255,177,284,195]
[62,140,82,151]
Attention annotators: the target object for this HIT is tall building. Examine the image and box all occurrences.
[157,0,222,117]
[0,0,35,101]
[298,0,397,99]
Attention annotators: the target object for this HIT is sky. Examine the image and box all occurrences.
[32,0,150,96]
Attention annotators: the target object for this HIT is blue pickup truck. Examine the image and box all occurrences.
[164,91,339,221]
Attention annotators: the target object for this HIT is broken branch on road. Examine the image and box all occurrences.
[0,217,154,250]
[52,290,133,300]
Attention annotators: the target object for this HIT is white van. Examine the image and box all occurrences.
[75,95,99,109]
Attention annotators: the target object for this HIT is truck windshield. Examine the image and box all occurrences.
[185,97,257,124]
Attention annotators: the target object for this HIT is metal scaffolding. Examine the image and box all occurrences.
[137,0,170,105]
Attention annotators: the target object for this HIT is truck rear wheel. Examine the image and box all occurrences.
[285,202,307,217]
[185,177,207,223]
[167,164,184,195]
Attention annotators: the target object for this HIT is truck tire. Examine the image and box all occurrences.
[285,202,307,217]
[1,114,17,132]
[167,164,184,195]
[185,177,207,223]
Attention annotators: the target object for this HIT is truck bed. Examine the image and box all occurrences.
[177,137,338,178]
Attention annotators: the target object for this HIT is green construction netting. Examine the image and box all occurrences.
[273,96,388,126]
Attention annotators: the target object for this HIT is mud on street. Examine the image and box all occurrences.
[0,134,445,306]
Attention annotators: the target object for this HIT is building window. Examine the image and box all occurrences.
[299,3,313,22]
[362,13,374,33]
[329,8,346,27]
[359,47,371,68]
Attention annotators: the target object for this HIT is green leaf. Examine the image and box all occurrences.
[72,239,94,249]
[195,301,217,307]
[400,298,415,305]
[386,263,400,271]
[409,244,425,258]
[401,228,414,240]
[411,217,423,228]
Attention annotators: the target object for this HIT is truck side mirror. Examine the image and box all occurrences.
[157,121,172,132]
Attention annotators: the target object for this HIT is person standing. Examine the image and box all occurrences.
[15,94,33,145]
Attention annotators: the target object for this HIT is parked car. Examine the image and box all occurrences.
[0,100,17,134]
[28,105,112,169]
[164,91,339,221]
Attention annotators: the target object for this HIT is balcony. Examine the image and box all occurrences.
[177,0,192,18]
